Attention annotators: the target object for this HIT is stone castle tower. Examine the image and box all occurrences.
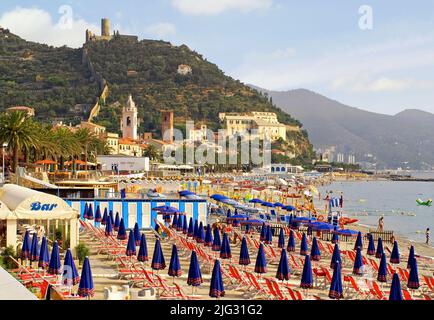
[161,111,174,143]
[120,95,138,140]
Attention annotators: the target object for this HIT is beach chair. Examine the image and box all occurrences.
[402,289,414,301]
[343,275,370,299]
[423,275,434,292]
[368,258,379,271]
[244,272,269,299]
[263,278,284,300]
[371,281,388,300]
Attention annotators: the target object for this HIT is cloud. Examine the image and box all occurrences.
[0,6,99,48]
[171,0,273,15]
[145,22,176,39]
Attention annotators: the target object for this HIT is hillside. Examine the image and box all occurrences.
[251,86,434,169]
[0,28,313,160]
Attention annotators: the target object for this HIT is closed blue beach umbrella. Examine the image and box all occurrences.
[126,230,137,256]
[278,228,285,249]
[377,253,388,283]
[331,231,339,244]
[239,237,251,266]
[353,247,364,276]
[354,231,363,250]
[209,260,225,298]
[220,233,232,259]
[78,257,94,298]
[105,216,113,236]
[390,241,400,264]
[151,239,166,271]
[109,210,115,226]
[300,255,313,288]
[38,236,50,269]
[171,214,178,229]
[329,262,344,300]
[86,203,94,220]
[276,249,290,281]
[375,238,384,258]
[101,207,108,225]
[367,234,375,255]
[389,273,403,300]
[254,244,267,274]
[407,257,420,289]
[265,225,273,245]
[48,241,61,275]
[21,230,31,260]
[310,237,321,261]
[187,251,203,286]
[114,212,120,231]
[137,233,148,262]
[168,244,182,278]
[300,233,309,256]
[94,205,102,223]
[63,249,79,286]
[176,214,183,232]
[193,220,199,240]
[407,245,415,269]
[30,233,39,262]
[182,215,188,234]
[287,230,296,252]
[204,224,213,247]
[133,223,141,245]
[330,244,342,269]
[260,223,267,242]
[82,203,88,219]
[196,222,205,244]
[212,228,222,252]
[117,218,127,240]
[187,217,194,238]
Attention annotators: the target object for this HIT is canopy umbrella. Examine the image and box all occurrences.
[249,199,263,205]
[105,217,113,236]
[310,237,321,261]
[260,223,267,242]
[239,237,251,266]
[82,203,89,220]
[48,241,61,275]
[353,247,364,276]
[210,194,227,201]
[407,257,420,289]
[171,214,178,229]
[333,229,358,237]
[168,244,182,279]
[101,207,108,226]
[187,251,203,287]
[85,203,94,220]
[109,210,115,226]
[227,214,248,221]
[274,202,284,208]
[284,206,295,212]
[94,205,102,223]
[126,230,137,256]
[152,205,181,214]
[30,233,39,262]
[261,202,275,208]
[133,223,141,246]
[151,239,166,271]
[179,190,195,197]
[62,249,79,286]
[377,253,388,283]
[241,219,266,226]
[376,238,384,258]
[367,234,375,255]
[38,236,50,269]
[254,244,267,274]
[389,273,403,301]
[330,244,342,269]
[390,241,400,264]
[114,212,120,231]
[196,222,205,244]
[35,159,56,165]
[407,245,415,269]
[300,233,309,256]
[287,230,296,252]
[300,255,313,289]
[265,225,273,245]
[310,222,334,231]
[117,218,127,240]
[278,228,285,249]
[220,233,232,259]
[212,228,222,252]
[182,215,188,234]
[354,231,363,250]
[187,217,194,238]
[137,233,148,262]
[204,224,213,247]
[209,260,225,299]
[77,257,94,298]
[328,262,344,300]
[176,214,183,232]
[276,249,290,281]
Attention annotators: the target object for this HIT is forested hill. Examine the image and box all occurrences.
[0,28,314,160]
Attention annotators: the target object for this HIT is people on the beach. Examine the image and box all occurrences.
[426,228,430,245]
[378,216,384,231]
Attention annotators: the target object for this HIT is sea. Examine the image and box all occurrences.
[316,171,434,244]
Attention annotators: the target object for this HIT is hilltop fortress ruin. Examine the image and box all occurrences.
[85,18,138,43]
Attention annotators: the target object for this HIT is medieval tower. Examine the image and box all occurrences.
[120,95,138,140]
[161,111,174,143]
[101,18,110,37]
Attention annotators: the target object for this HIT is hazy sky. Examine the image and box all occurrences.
[1,0,434,115]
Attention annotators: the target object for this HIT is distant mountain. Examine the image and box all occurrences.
[249,86,434,169]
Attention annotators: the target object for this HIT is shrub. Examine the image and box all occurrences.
[1,246,17,269]
[76,244,90,264]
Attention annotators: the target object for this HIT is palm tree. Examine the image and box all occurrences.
[0,111,39,172]
[143,144,160,161]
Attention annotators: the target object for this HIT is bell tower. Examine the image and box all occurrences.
[120,94,138,140]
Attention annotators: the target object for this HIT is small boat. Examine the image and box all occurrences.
[416,199,432,207]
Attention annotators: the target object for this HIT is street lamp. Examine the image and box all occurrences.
[2,142,8,183]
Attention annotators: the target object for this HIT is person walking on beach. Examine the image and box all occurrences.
[426,228,430,245]
[378,216,384,232]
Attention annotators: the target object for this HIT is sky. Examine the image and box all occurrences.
[1,0,434,115]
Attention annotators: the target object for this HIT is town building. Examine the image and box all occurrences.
[6,106,35,117]
[120,95,139,140]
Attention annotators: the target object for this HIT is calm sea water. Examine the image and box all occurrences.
[317,176,434,244]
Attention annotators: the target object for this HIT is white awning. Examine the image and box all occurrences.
[0,184,78,220]
[0,200,15,220]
